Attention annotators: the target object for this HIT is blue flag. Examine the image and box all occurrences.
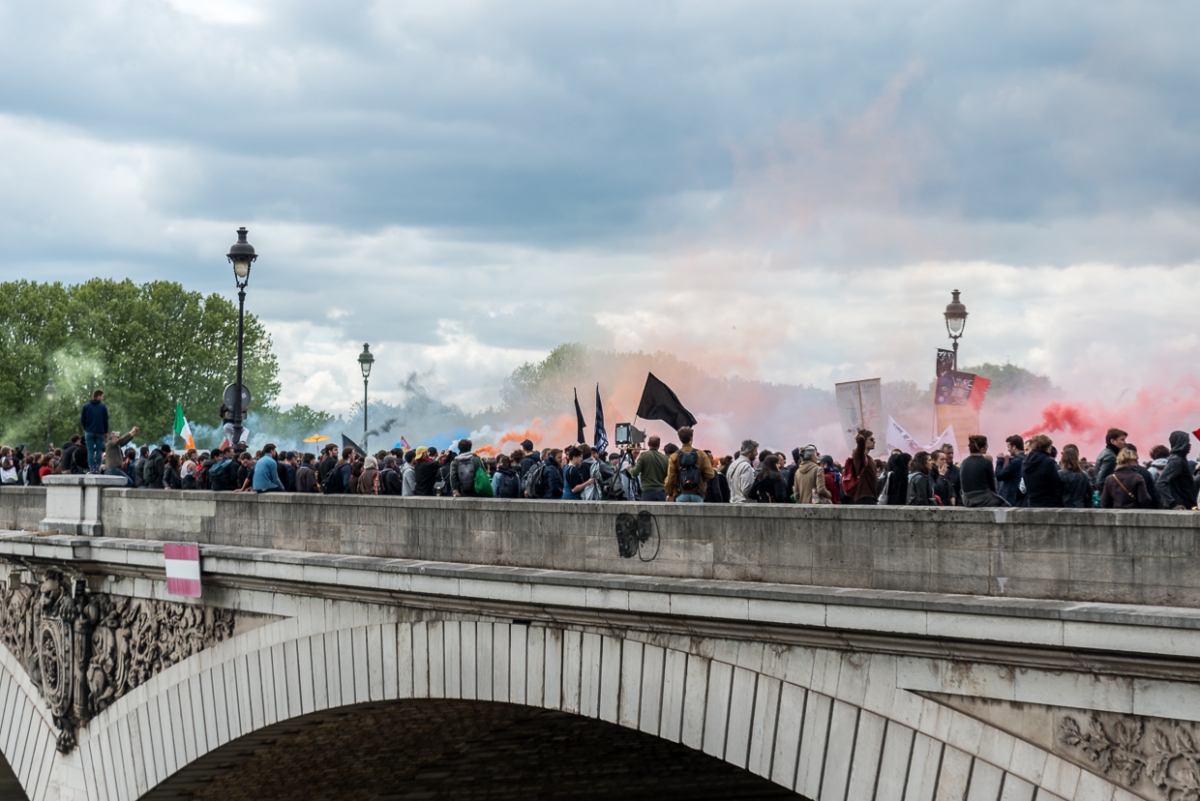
[594,384,608,453]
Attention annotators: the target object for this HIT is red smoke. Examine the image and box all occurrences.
[1017,377,1200,452]
[1021,402,1099,439]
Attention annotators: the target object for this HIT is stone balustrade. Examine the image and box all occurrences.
[2,485,1197,608]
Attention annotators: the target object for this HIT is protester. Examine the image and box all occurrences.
[748,454,789,503]
[939,443,961,505]
[164,454,183,490]
[449,440,486,498]
[793,446,830,504]
[727,440,758,503]
[1022,435,1064,508]
[1101,448,1153,509]
[1058,445,1093,508]
[905,451,937,506]
[79,389,109,473]
[960,435,1006,507]
[881,451,911,505]
[398,450,416,495]
[1093,428,1127,493]
[143,444,170,489]
[995,435,1025,506]
[664,426,715,503]
[622,436,665,502]
[538,448,564,499]
[252,445,285,493]
[818,455,842,504]
[0,459,16,485]
[932,451,954,506]
[561,446,589,500]
[357,455,380,495]
[492,454,522,498]
[843,430,879,505]
[1156,431,1198,510]
[296,454,318,493]
[704,452,731,503]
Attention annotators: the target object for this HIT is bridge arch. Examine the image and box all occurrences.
[57,614,1124,801]
[0,642,58,801]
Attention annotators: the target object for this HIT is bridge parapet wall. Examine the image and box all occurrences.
[43,489,1198,608]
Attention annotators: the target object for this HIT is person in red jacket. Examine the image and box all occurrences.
[843,430,879,504]
[819,455,842,504]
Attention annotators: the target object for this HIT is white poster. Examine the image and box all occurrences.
[885,416,956,455]
[835,378,884,454]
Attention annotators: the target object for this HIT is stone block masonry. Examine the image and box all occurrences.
[29,488,1200,608]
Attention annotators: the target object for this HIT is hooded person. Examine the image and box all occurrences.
[1156,431,1197,510]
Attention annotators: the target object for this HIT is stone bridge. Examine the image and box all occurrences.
[1,479,1199,801]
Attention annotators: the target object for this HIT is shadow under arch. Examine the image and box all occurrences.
[0,751,31,801]
[140,698,807,800]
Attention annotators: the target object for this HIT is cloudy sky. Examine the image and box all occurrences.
[2,0,1198,423]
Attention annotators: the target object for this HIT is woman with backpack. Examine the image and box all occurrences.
[492,454,522,498]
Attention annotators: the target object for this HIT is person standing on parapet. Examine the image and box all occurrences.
[80,389,109,473]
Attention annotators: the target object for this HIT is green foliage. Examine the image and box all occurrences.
[963,362,1055,397]
[0,279,280,447]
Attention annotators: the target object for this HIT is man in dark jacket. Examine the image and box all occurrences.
[1156,431,1197,510]
[79,390,109,473]
[995,435,1026,506]
[62,435,80,474]
[519,440,540,478]
[296,454,318,493]
[540,450,565,499]
[143,445,169,489]
[413,448,440,496]
[1093,427,1127,492]
[1021,435,1063,507]
[940,443,962,505]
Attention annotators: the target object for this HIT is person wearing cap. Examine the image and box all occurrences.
[519,439,540,477]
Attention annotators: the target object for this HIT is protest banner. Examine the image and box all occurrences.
[835,378,883,454]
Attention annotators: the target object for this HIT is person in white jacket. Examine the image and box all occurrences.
[728,439,759,503]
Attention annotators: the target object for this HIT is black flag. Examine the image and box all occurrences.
[636,373,697,431]
[574,388,586,445]
[342,433,366,457]
[594,384,609,453]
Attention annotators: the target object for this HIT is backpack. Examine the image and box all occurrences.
[194,464,209,491]
[208,459,233,491]
[523,461,547,498]
[842,458,859,495]
[455,455,478,495]
[494,469,520,499]
[678,450,701,494]
[606,464,626,500]
[322,464,344,494]
[377,467,401,496]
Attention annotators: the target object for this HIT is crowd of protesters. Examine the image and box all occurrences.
[2,390,1197,512]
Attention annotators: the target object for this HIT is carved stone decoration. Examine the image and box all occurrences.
[1060,713,1200,800]
[0,568,237,753]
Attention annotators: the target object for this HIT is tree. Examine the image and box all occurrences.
[0,279,280,447]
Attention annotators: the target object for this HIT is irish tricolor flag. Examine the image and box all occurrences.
[174,402,195,449]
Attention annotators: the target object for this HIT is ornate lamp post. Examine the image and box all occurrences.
[226,228,257,447]
[943,289,968,370]
[358,344,374,453]
[44,380,56,451]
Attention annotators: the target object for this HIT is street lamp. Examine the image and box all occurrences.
[358,343,374,452]
[943,289,968,370]
[44,380,56,451]
[226,227,258,447]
